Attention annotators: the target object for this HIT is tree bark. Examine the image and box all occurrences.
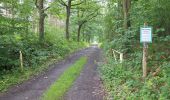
[65,0,71,40]
[35,0,47,42]
[123,0,131,30]
[82,32,85,41]
[77,24,82,42]
[38,0,45,41]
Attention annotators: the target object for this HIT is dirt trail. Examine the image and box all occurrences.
[0,46,105,100]
[64,46,105,100]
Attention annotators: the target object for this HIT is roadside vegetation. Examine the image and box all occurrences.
[0,0,101,92]
[0,24,86,92]
[42,56,87,100]
[99,0,170,99]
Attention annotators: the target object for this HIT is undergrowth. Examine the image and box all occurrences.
[0,24,87,92]
[100,34,170,100]
[100,57,170,100]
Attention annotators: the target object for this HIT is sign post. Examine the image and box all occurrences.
[140,23,152,78]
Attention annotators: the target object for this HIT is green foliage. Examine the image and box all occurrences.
[0,23,86,91]
[100,53,170,99]
[43,56,87,100]
[101,0,170,98]
[0,0,89,92]
[0,59,56,92]
[131,0,170,35]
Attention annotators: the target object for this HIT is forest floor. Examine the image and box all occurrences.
[0,46,105,100]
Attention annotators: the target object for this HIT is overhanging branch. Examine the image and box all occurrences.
[71,1,84,6]
[58,0,67,6]
[43,6,50,11]
[35,0,39,8]
[79,12,98,26]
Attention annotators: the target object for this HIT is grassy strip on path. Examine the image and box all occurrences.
[42,56,87,100]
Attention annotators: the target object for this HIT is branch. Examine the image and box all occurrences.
[87,12,98,20]
[35,0,39,8]
[43,6,50,11]
[71,1,84,6]
[81,10,85,18]
[85,11,97,20]
[58,0,67,6]
[71,6,84,10]
[80,12,98,26]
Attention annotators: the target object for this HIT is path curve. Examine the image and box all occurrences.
[0,46,105,100]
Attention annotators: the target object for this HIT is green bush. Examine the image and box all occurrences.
[100,48,170,100]
[0,24,87,91]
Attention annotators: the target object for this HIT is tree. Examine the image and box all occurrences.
[123,0,131,30]
[57,0,83,40]
[35,0,50,41]
[73,0,100,42]
[77,12,99,42]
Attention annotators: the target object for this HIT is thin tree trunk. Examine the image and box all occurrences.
[11,0,15,33]
[82,33,85,41]
[123,0,131,30]
[65,0,71,40]
[77,24,82,42]
[123,0,128,29]
[66,7,70,40]
[38,0,45,41]
[39,13,45,41]
[39,16,45,41]
[26,16,29,34]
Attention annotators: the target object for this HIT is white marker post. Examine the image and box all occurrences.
[19,51,24,72]
[140,23,152,78]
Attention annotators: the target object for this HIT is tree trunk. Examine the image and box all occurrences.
[77,24,82,42]
[123,0,131,30]
[82,28,85,41]
[32,10,37,33]
[39,12,45,41]
[82,33,85,41]
[65,0,71,40]
[38,0,45,41]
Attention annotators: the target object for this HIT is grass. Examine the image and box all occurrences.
[42,56,87,100]
[0,58,59,92]
[0,22,88,92]
[99,49,170,99]
[0,46,86,92]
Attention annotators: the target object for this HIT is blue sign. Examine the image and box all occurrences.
[140,27,152,43]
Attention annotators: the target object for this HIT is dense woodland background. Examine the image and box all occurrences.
[101,0,170,99]
[0,0,170,99]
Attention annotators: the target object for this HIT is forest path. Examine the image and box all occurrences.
[64,45,105,100]
[0,46,105,100]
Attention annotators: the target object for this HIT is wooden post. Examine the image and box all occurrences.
[142,43,147,78]
[120,53,123,63]
[19,51,24,72]
[142,22,148,78]
[112,49,117,61]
